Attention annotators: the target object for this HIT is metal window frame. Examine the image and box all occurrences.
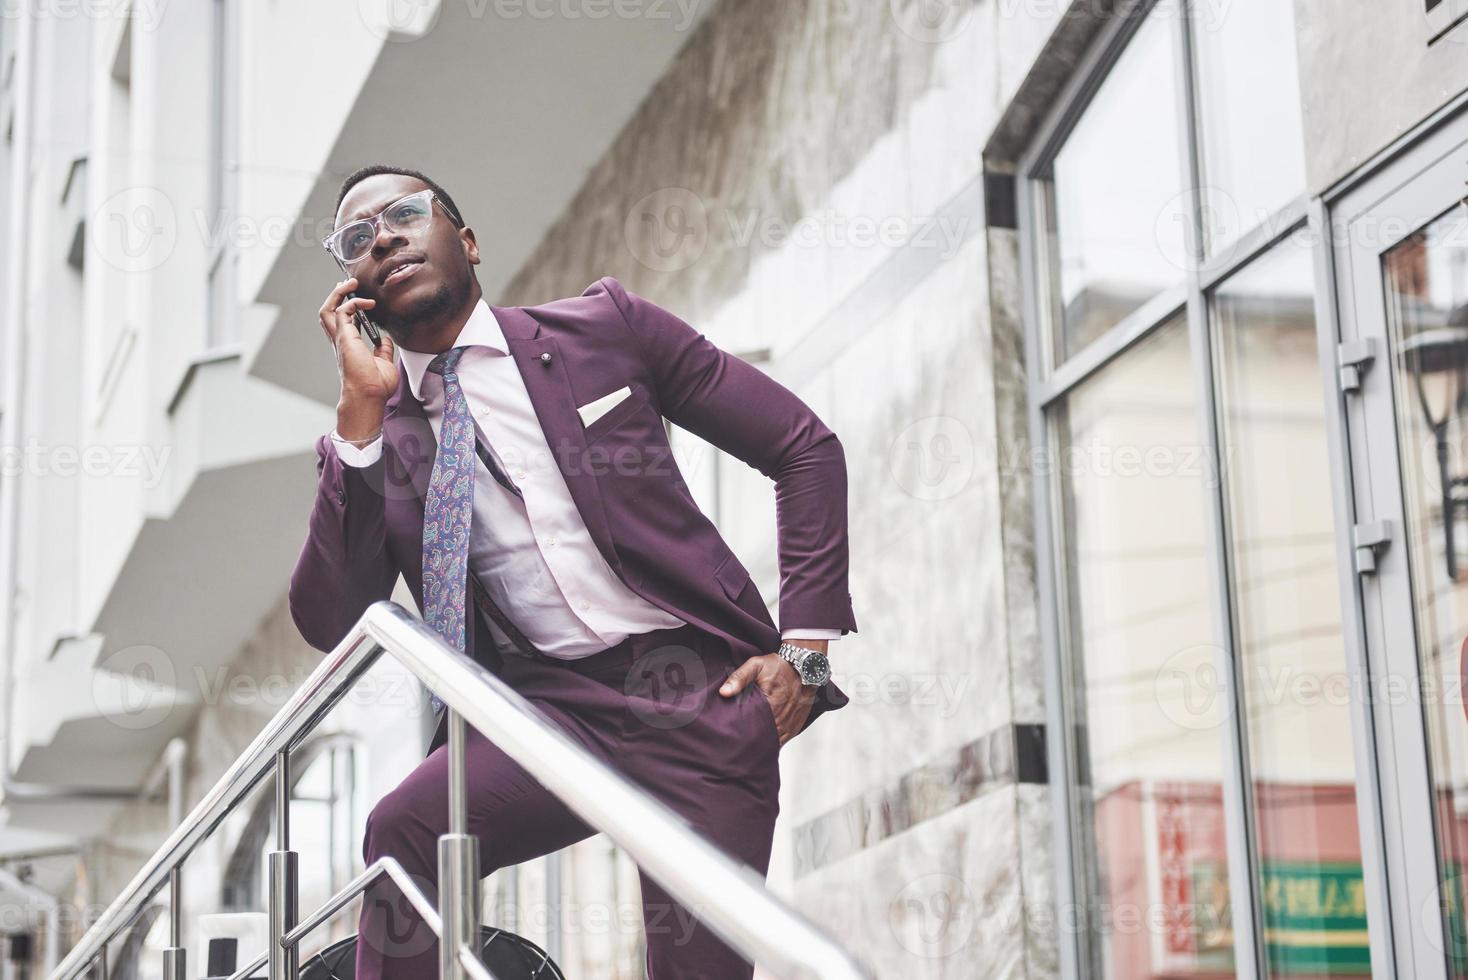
[1306,191,1402,980]
[1317,101,1468,980]
[1015,0,1347,977]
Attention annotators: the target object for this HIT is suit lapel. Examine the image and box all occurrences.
[493,304,625,579]
[380,305,625,580]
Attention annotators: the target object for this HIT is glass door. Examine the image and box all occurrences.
[1335,109,1468,979]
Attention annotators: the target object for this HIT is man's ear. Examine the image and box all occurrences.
[460,226,479,265]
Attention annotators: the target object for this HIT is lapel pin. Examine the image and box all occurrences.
[539,352,552,365]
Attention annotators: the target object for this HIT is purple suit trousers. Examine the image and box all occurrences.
[354,622,782,979]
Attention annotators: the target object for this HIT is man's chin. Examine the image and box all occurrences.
[380,281,457,342]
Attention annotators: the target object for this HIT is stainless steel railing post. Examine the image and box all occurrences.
[160,867,185,980]
[545,852,562,964]
[438,708,481,979]
[268,749,299,980]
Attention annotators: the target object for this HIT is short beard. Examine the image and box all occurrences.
[382,279,458,345]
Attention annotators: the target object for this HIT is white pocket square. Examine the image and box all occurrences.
[577,385,631,427]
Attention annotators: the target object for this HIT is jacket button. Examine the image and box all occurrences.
[336,489,346,505]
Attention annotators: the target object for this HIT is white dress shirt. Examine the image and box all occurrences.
[332,297,841,659]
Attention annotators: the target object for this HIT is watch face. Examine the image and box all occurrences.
[799,652,831,685]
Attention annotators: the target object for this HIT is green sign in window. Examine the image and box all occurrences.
[1192,861,1371,974]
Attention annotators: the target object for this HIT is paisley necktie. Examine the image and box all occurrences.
[422,346,475,716]
[420,347,552,718]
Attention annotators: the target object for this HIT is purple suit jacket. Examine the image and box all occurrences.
[288,275,857,756]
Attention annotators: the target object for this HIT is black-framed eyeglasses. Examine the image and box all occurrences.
[321,188,463,265]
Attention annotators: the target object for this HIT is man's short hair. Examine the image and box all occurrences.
[334,164,465,229]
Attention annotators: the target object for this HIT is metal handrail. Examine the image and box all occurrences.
[283,856,442,950]
[50,601,872,980]
[224,856,454,980]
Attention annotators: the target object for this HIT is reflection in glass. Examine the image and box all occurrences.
[1050,9,1187,361]
[1382,204,1468,974]
[229,742,363,955]
[1214,242,1372,977]
[290,747,358,950]
[1057,318,1237,977]
[1191,0,1307,257]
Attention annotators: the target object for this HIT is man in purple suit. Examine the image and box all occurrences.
[289,164,857,979]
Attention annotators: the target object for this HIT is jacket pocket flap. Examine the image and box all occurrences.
[714,550,753,600]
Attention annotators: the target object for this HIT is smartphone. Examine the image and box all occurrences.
[328,253,382,348]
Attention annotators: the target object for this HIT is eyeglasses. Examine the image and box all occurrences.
[321,188,463,265]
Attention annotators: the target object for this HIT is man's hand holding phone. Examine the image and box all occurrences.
[319,276,396,444]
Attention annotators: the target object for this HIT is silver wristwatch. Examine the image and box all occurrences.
[776,641,832,686]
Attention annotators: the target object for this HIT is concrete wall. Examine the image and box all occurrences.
[1292,0,1468,192]
[500,0,1058,974]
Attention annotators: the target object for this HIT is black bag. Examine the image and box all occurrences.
[297,926,567,979]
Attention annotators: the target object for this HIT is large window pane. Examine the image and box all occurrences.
[1382,204,1468,975]
[1058,317,1237,978]
[1214,242,1372,977]
[1191,0,1308,257]
[1050,10,1187,362]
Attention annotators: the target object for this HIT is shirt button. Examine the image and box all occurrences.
[336,489,346,505]
[516,468,527,479]
[547,536,558,547]
[578,600,590,611]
